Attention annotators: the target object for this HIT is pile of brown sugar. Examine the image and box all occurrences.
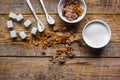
[30,26,83,63]
[62,0,83,21]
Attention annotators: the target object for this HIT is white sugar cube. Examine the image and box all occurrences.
[9,12,17,20]
[19,31,27,40]
[7,20,14,29]
[16,14,24,22]
[24,20,32,28]
[10,31,17,38]
[31,27,37,35]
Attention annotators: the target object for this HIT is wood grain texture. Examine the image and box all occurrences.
[0,57,120,80]
[0,0,120,14]
[0,14,120,57]
[0,0,120,79]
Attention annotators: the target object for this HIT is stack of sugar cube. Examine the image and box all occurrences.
[7,12,39,40]
[9,12,24,22]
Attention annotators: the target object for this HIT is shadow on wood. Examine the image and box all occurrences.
[86,45,104,57]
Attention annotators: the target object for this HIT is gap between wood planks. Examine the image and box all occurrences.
[0,56,120,58]
[0,13,120,15]
[0,14,119,57]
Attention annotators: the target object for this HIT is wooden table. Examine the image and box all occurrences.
[0,0,120,80]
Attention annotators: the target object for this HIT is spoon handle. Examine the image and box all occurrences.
[39,0,48,15]
[39,0,55,25]
[26,0,38,20]
[26,0,44,32]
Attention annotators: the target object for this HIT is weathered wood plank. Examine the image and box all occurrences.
[0,1,119,80]
[0,14,120,40]
[0,42,120,57]
[0,0,120,14]
[0,14,120,57]
[0,57,120,80]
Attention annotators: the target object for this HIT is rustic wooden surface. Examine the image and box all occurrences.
[0,0,120,80]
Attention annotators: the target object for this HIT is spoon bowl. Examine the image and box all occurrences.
[47,14,55,25]
[39,0,55,25]
[37,20,44,32]
[26,0,44,32]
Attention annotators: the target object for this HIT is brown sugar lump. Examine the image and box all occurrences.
[59,56,66,63]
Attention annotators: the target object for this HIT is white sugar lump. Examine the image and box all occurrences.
[16,14,24,22]
[7,20,14,29]
[24,20,32,28]
[31,27,37,35]
[10,31,17,38]
[9,12,17,20]
[19,31,27,40]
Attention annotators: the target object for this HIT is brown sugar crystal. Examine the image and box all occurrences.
[62,0,83,21]
[59,56,66,63]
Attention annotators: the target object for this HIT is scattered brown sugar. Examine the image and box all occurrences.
[34,42,39,46]
[32,38,39,46]
[41,50,46,55]
[52,57,58,63]
[66,51,75,57]
[53,26,61,32]
[42,45,47,50]
[53,26,67,32]
[62,0,83,21]
[77,39,83,46]
[59,56,66,63]
[44,30,53,37]
[24,25,83,63]
[56,49,63,55]
[66,39,71,45]
[49,56,54,61]
[56,48,66,55]
[66,46,74,52]
[69,34,80,42]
